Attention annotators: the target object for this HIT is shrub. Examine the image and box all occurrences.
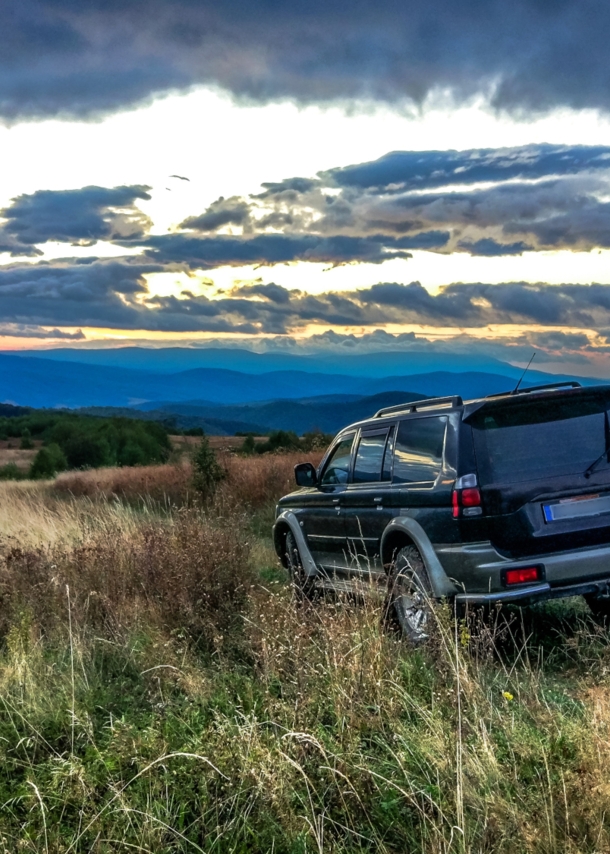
[192,433,226,500]
[256,430,301,454]
[240,433,257,454]
[0,463,26,481]
[0,509,253,649]
[63,433,112,469]
[30,443,67,479]
[19,428,33,450]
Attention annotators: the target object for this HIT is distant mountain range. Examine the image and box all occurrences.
[0,347,603,434]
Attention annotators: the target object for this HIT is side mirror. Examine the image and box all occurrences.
[295,462,318,488]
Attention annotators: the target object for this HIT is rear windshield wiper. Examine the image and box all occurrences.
[585,413,610,478]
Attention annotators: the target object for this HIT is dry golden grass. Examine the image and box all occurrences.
[53,459,193,504]
[170,434,266,452]
[0,440,41,470]
[3,454,610,850]
[51,449,324,510]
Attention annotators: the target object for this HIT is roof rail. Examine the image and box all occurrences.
[485,381,582,400]
[375,395,463,418]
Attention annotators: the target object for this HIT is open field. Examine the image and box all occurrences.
[0,438,42,471]
[1,455,610,851]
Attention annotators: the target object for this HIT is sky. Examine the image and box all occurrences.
[3,0,610,376]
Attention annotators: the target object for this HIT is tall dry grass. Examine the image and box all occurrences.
[51,450,324,511]
[0,507,253,648]
[3,451,610,851]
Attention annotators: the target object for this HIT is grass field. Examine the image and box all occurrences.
[1,453,610,851]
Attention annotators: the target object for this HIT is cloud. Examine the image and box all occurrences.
[4,254,610,339]
[205,146,610,258]
[1,185,152,248]
[180,196,253,233]
[136,232,445,267]
[0,324,85,339]
[4,2,610,118]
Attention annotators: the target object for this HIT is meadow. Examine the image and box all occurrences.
[1,451,610,852]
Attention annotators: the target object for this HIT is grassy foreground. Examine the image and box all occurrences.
[1,460,610,851]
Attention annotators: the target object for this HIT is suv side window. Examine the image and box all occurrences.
[353,430,386,483]
[320,434,355,485]
[393,416,447,484]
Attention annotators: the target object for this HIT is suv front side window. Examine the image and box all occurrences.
[393,416,447,484]
[320,434,355,485]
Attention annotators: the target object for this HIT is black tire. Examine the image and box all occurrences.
[385,544,434,643]
[285,530,316,602]
[585,594,610,624]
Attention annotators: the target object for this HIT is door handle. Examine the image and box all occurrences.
[373,497,383,503]
[332,498,340,504]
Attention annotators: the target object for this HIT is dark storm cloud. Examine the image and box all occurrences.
[136,232,453,267]
[180,197,253,233]
[5,1,610,118]
[4,253,610,335]
[0,324,86,339]
[216,146,610,257]
[456,238,533,256]
[321,146,610,192]
[1,185,152,247]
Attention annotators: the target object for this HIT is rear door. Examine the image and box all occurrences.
[342,426,395,574]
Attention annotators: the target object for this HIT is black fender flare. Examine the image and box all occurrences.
[380,517,458,598]
[273,510,319,578]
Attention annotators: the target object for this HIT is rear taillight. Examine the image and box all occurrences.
[452,473,482,518]
[505,566,541,586]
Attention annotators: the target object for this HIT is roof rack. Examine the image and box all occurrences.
[375,395,463,418]
[485,381,582,400]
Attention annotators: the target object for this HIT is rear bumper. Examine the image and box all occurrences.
[456,577,610,606]
[436,539,610,604]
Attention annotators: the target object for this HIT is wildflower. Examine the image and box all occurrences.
[502,690,514,702]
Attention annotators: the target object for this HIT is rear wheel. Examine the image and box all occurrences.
[385,544,434,643]
[285,530,316,602]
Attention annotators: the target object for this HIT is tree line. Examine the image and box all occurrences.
[0,411,171,479]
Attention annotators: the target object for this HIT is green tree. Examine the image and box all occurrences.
[192,434,225,500]
[240,434,257,455]
[30,443,68,479]
[20,428,33,450]
[64,433,112,469]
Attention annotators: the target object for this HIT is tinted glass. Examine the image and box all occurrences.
[470,399,610,484]
[393,417,447,484]
[320,435,354,485]
[353,432,387,483]
[382,426,395,481]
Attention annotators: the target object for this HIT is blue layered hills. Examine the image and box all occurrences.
[0,348,600,434]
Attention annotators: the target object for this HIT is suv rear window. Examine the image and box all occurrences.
[393,416,447,484]
[470,397,610,485]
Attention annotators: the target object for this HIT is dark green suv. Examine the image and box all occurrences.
[273,381,610,640]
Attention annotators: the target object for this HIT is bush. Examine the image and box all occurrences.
[192,434,226,500]
[0,463,26,480]
[0,509,253,649]
[240,433,257,454]
[256,430,301,454]
[30,443,67,479]
[19,428,33,450]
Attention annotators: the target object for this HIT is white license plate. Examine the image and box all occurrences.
[543,493,610,522]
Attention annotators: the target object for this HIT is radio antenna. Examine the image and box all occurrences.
[512,352,536,395]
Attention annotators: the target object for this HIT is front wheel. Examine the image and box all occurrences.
[385,545,434,643]
[285,530,316,602]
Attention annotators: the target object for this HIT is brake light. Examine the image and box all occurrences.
[505,567,540,585]
[453,474,482,518]
[461,487,482,507]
